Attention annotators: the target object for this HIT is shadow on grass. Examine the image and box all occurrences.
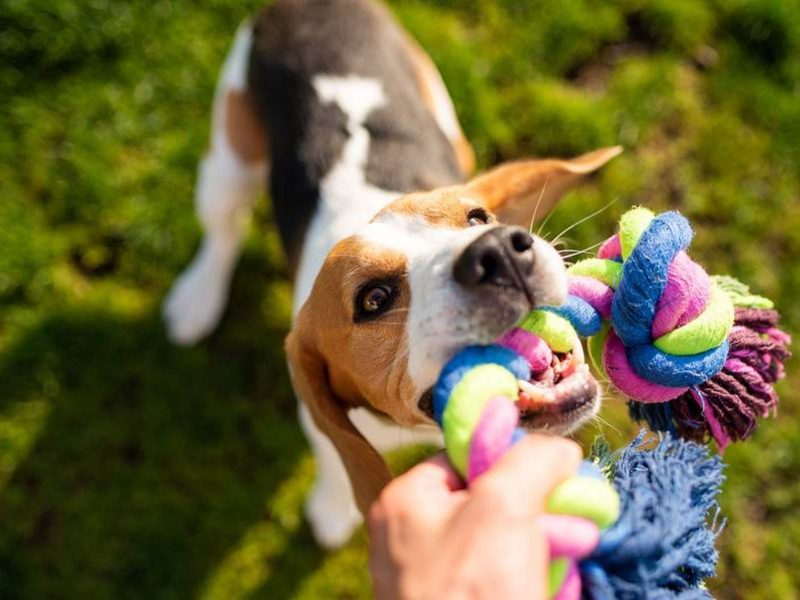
[0,252,326,599]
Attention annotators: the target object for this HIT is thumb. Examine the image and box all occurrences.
[470,434,582,517]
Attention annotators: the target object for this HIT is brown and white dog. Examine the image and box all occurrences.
[164,0,620,548]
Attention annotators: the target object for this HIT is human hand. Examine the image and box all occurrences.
[367,434,582,600]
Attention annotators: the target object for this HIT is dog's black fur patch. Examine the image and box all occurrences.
[248,0,464,268]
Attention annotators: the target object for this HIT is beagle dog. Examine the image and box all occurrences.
[163,0,621,548]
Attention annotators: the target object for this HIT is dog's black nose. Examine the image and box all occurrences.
[453,226,535,290]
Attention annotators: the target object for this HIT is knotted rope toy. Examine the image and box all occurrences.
[427,206,787,596]
[433,346,723,599]
[542,207,790,449]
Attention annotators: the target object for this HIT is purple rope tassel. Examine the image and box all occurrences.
[635,309,791,449]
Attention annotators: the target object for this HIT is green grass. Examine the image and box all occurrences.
[1,0,799,597]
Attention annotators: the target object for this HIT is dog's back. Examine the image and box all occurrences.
[249,0,468,268]
[164,0,475,546]
[165,0,472,346]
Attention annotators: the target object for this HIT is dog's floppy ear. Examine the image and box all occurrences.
[285,327,392,515]
[466,146,622,227]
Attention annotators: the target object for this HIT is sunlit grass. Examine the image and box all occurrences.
[1,0,799,598]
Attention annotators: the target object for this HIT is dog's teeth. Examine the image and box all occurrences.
[518,379,556,406]
[570,331,585,364]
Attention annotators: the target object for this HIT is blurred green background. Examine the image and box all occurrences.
[1,0,799,597]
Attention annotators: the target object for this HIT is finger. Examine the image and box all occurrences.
[471,434,582,516]
[397,451,467,494]
[539,514,600,559]
[368,451,466,531]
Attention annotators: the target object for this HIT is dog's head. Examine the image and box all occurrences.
[286,147,621,511]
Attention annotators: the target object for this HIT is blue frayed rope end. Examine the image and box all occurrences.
[581,432,724,599]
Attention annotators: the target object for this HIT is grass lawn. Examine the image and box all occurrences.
[2,0,799,598]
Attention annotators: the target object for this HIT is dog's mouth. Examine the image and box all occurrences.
[515,342,599,433]
[417,330,599,435]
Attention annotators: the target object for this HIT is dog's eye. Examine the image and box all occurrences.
[466,208,490,227]
[355,283,397,321]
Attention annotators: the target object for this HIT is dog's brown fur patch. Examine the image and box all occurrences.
[224,89,268,164]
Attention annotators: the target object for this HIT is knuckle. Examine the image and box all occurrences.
[554,438,583,468]
[473,480,523,517]
[377,479,412,515]
[472,476,512,505]
[529,435,582,470]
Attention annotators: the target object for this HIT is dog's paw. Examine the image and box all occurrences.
[163,249,230,346]
[305,486,363,549]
